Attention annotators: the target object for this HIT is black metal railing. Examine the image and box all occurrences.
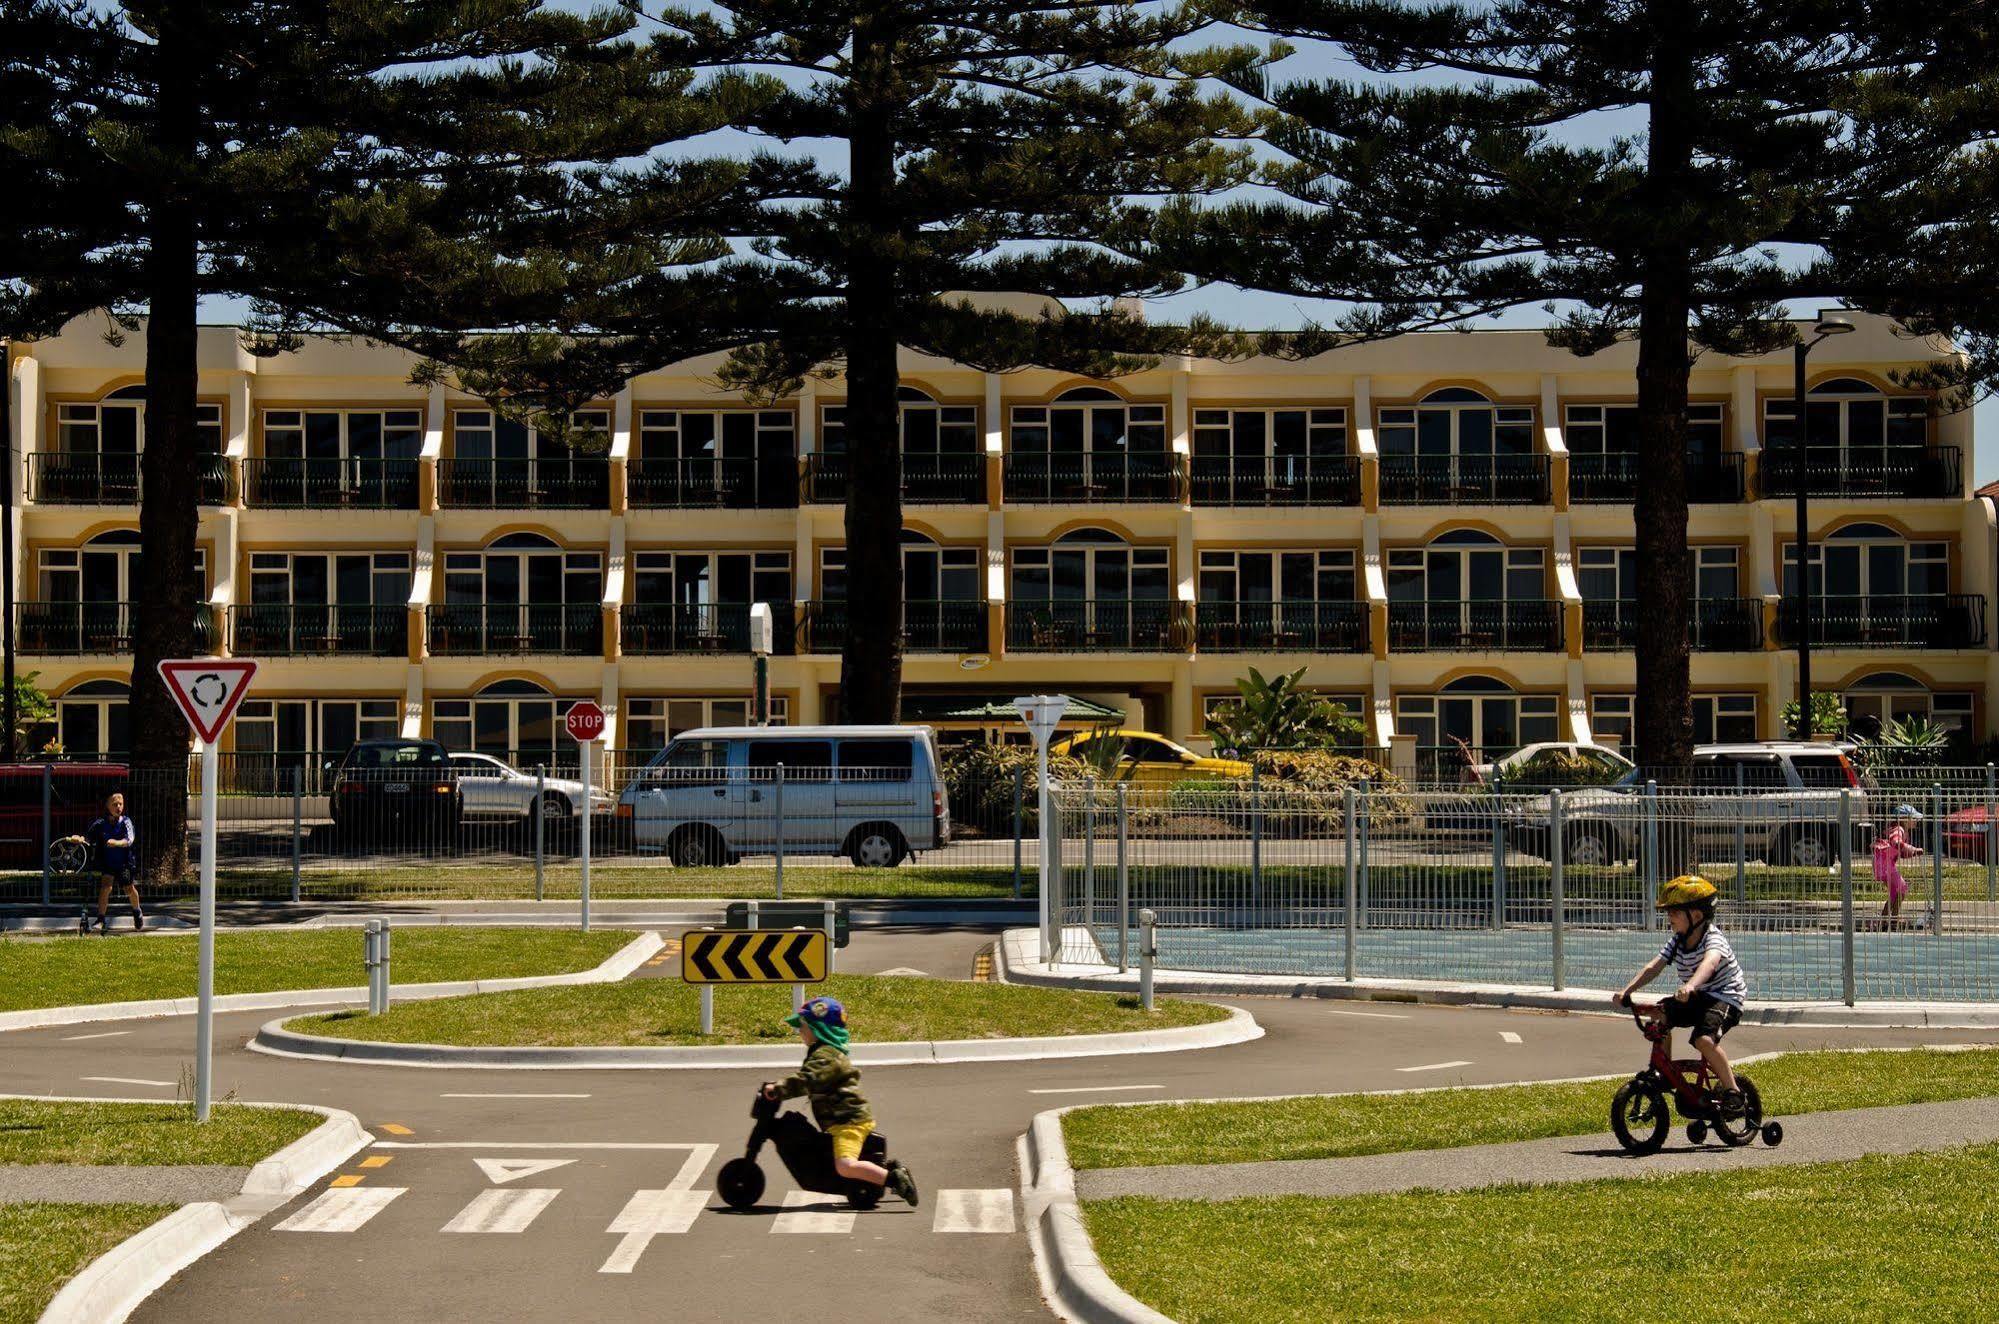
[621,601,796,655]
[1378,454,1550,505]
[804,453,985,505]
[438,458,610,509]
[1774,594,1986,649]
[230,604,407,656]
[1001,452,1183,504]
[427,602,602,655]
[1582,597,1764,652]
[26,453,233,505]
[1386,599,1564,651]
[244,457,419,509]
[1761,445,1961,499]
[1569,451,1745,504]
[626,455,799,509]
[13,601,216,654]
[801,599,987,654]
[1189,454,1362,507]
[1005,598,1184,651]
[1195,600,1369,652]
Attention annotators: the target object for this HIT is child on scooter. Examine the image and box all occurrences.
[760,996,919,1206]
[1873,805,1924,929]
[1614,876,1749,1118]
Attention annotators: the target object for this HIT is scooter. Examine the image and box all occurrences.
[717,1089,892,1211]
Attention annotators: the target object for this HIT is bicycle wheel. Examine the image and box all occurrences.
[1712,1074,1764,1148]
[1610,1080,1670,1155]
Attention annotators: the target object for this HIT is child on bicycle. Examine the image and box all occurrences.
[760,996,919,1206]
[1614,876,1748,1117]
[1873,804,1924,929]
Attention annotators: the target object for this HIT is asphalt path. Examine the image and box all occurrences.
[2,929,1991,1324]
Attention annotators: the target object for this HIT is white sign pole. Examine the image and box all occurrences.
[579,736,592,933]
[195,737,219,1122]
[1038,732,1052,959]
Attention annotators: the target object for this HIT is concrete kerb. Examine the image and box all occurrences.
[997,927,1999,1030]
[22,1095,368,1324]
[246,1003,1263,1070]
[0,931,663,1034]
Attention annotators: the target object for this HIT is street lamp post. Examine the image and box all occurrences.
[1790,310,1856,741]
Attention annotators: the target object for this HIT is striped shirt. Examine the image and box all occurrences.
[1659,925,1747,1008]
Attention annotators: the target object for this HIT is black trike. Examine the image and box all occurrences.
[717,1089,890,1211]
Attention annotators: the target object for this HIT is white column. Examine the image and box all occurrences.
[1749,502,1779,599]
[1352,376,1376,457]
[798,376,818,454]
[610,386,633,461]
[1369,656,1395,751]
[1732,366,1760,456]
[226,372,252,459]
[1361,515,1386,606]
[1540,374,1564,456]
[983,372,1003,458]
[1552,514,1579,604]
[423,383,447,460]
[402,665,426,738]
[1565,658,1591,742]
[10,353,40,507]
[411,518,436,611]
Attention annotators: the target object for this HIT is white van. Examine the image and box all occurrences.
[618,725,950,868]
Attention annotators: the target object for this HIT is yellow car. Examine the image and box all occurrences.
[1049,729,1253,785]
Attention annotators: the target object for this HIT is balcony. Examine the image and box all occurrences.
[14,601,216,655]
[1189,454,1361,507]
[1002,452,1182,504]
[626,456,798,510]
[801,599,987,654]
[1195,600,1369,652]
[427,603,602,655]
[1378,454,1550,505]
[438,458,610,509]
[1386,599,1564,651]
[1761,445,1961,500]
[622,602,796,655]
[1569,452,1745,504]
[1005,598,1185,652]
[244,458,418,510]
[1582,598,1765,652]
[230,604,406,657]
[1773,594,1986,649]
[27,453,233,505]
[804,454,985,505]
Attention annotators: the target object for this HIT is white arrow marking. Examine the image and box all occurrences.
[874,967,930,977]
[474,1157,578,1185]
[599,1189,709,1273]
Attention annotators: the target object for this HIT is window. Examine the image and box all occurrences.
[1396,677,1559,760]
[654,738,731,786]
[1697,751,1786,789]
[746,740,833,781]
[840,740,914,781]
[822,533,978,601]
[633,552,791,607]
[626,697,787,753]
[36,532,205,601]
[249,552,410,606]
[1378,388,1533,458]
[1765,378,1927,451]
[60,393,222,455]
[453,409,609,460]
[1010,389,1166,455]
[1577,548,1633,603]
[1198,550,1356,604]
[1782,524,1948,598]
[1387,532,1544,602]
[1590,694,1635,748]
[1565,403,1724,457]
[444,537,602,606]
[1693,547,1739,599]
[822,389,976,457]
[1192,408,1346,462]
[263,409,420,463]
[1843,673,1974,737]
[1012,530,1170,599]
[1692,694,1758,744]
[431,682,590,769]
[639,409,793,462]
[55,680,131,757]
[236,698,400,788]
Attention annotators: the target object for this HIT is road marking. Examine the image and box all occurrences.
[329,1174,365,1188]
[359,1156,392,1169]
[443,1188,560,1234]
[380,1123,414,1136]
[599,1189,708,1273]
[772,1189,855,1234]
[1325,1008,1410,1020]
[376,1142,714,1190]
[875,966,929,977]
[1500,1031,1524,1044]
[81,1076,173,1087]
[474,1157,577,1185]
[1396,1060,1474,1073]
[933,1189,1014,1234]
[61,1030,131,1041]
[275,1186,405,1232]
[1027,1084,1166,1096]
[441,1093,592,1100]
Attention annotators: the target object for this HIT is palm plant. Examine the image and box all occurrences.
[1205,666,1363,754]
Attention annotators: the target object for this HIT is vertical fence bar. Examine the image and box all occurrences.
[40,763,52,907]
[533,766,545,902]
[1116,784,1130,973]
[380,920,392,1013]
[1250,765,1263,916]
[1343,784,1357,981]
[1733,763,1747,906]
[1550,788,1566,991]
[773,765,785,902]
[1643,780,1659,930]
[1490,793,1506,932]
[1356,780,1370,931]
[1932,781,1944,937]
[1012,767,1025,900]
[290,765,302,904]
[1081,777,1096,945]
[1840,789,1856,1006]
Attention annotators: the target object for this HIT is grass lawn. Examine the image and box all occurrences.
[288,973,1227,1047]
[0,1099,321,1166]
[0,928,632,1012]
[1084,1145,1999,1324]
[0,1203,176,1324]
[1063,1046,1999,1169]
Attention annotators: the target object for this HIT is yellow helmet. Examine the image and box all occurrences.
[1656,875,1718,910]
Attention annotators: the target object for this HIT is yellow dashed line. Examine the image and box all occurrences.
[359,1156,392,1169]
[329,1174,365,1188]
[380,1123,413,1136]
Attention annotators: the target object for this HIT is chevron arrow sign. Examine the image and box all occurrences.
[682,929,829,985]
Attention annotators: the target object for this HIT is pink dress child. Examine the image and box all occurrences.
[1872,825,1920,902]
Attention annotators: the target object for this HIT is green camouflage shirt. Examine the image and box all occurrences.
[773,1041,873,1129]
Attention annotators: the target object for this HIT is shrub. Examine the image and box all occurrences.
[941,741,1088,835]
[1162,752,1413,836]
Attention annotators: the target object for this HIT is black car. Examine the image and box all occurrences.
[327,738,461,843]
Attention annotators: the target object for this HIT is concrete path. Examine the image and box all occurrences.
[1077,1095,1999,1202]
[0,1163,248,1205]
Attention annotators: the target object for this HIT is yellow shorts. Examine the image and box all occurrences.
[825,1122,874,1163]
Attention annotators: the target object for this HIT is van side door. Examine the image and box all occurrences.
[836,738,921,848]
[740,739,835,853]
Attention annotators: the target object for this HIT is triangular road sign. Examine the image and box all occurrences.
[475,1157,577,1185]
[158,659,258,744]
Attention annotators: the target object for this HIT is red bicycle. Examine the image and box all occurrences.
[1609,997,1785,1154]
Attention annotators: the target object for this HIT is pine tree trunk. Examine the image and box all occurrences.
[836,11,904,724]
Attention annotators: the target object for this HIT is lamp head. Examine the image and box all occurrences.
[1813,310,1856,338]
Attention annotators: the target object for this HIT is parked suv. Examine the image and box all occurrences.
[618,725,949,868]
[328,738,461,842]
[1507,742,1871,868]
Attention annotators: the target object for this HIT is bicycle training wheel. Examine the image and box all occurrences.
[1712,1074,1763,1148]
[1610,1080,1669,1155]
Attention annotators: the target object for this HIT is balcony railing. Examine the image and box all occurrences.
[1002,452,1182,504]
[1386,599,1564,651]
[1195,600,1369,652]
[27,453,233,505]
[1189,454,1362,507]
[14,601,216,655]
[1761,445,1961,499]
[230,604,406,656]
[626,456,798,510]
[426,603,602,655]
[1773,594,1986,649]
[438,458,610,509]
[244,457,418,509]
[804,453,985,505]
[622,602,796,655]
[1582,598,1765,652]
[1005,598,1185,651]
[1569,451,1745,504]
[1378,454,1550,505]
[801,599,987,654]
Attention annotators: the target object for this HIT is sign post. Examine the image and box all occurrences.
[1015,695,1068,963]
[566,700,607,932]
[749,603,772,725]
[158,658,258,1124]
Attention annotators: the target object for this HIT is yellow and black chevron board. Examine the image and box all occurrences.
[681,928,829,984]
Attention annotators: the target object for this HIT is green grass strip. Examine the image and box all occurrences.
[1063,1046,1999,1169]
[1084,1144,1999,1323]
[0,1100,321,1167]
[0,1203,177,1324]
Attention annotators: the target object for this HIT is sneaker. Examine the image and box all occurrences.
[886,1159,920,1207]
[1717,1089,1747,1120]
[96,915,112,935]
[132,911,144,932]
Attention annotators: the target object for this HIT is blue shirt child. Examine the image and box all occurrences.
[86,814,137,873]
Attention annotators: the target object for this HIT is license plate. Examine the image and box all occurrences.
[385,783,409,794]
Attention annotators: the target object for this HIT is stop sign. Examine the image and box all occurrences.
[565,700,607,742]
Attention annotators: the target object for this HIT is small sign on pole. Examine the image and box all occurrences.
[1015,695,1069,963]
[750,603,772,725]
[567,701,606,932]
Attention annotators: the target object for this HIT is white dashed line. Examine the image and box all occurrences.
[772,1189,855,1234]
[442,1188,560,1233]
[1395,1060,1474,1073]
[276,1187,406,1233]
[81,1076,173,1087]
[933,1189,1015,1234]
[1500,1031,1523,1044]
[61,1030,131,1041]
[1027,1084,1166,1095]
[440,1093,592,1099]
[1325,1008,1411,1020]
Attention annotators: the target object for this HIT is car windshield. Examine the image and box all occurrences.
[353,744,445,768]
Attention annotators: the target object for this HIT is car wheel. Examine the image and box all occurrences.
[1786,828,1832,869]
[849,826,907,869]
[669,827,724,869]
[1564,828,1615,868]
[539,791,571,821]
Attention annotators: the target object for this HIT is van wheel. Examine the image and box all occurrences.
[848,825,908,869]
[669,826,726,869]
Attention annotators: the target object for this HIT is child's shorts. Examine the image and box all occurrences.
[825,1121,874,1162]
[1662,992,1741,1042]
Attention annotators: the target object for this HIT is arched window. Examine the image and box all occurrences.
[445,406,611,508]
[1764,376,1927,451]
[1011,528,1171,647]
[1396,676,1559,771]
[1784,524,1946,599]
[1386,532,1543,602]
[818,529,979,605]
[820,387,977,466]
[437,538,604,655]
[1054,387,1124,403]
[431,681,592,769]
[1378,388,1532,458]
[55,680,130,757]
[36,529,205,604]
[1843,672,1973,737]
[1007,386,1167,501]
[488,532,561,551]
